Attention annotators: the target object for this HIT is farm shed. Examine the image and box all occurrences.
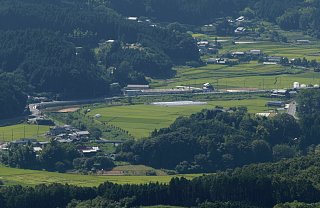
[126,85,150,90]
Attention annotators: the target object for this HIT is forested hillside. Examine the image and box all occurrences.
[0,0,199,119]
[110,0,320,36]
[297,89,320,147]
[0,30,108,99]
[0,73,27,119]
[109,0,252,24]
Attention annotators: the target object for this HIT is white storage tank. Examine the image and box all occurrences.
[314,84,319,88]
[300,84,307,89]
[293,82,300,89]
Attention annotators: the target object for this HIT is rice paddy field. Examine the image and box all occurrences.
[88,97,271,139]
[153,26,320,90]
[0,165,200,187]
[151,37,320,90]
[152,62,320,90]
[222,40,320,62]
[0,124,50,142]
[197,26,320,61]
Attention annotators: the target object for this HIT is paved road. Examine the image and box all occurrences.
[29,104,41,117]
[28,97,113,117]
[287,101,297,118]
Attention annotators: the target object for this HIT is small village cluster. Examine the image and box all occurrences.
[0,125,103,157]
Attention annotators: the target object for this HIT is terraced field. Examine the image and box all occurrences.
[222,41,320,62]
[152,62,320,90]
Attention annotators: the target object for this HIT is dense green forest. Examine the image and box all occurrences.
[0,73,27,119]
[0,30,108,99]
[116,90,320,173]
[0,141,114,173]
[296,89,320,147]
[109,0,320,36]
[109,0,252,24]
[2,153,320,207]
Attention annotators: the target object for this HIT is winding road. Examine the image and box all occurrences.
[287,101,297,119]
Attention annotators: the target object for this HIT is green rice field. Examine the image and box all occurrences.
[156,29,320,91]
[151,62,320,90]
[0,124,50,142]
[88,98,271,139]
[0,165,199,187]
[222,41,320,62]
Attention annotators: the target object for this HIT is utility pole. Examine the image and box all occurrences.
[215,79,219,90]
[24,126,26,139]
[11,129,13,141]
